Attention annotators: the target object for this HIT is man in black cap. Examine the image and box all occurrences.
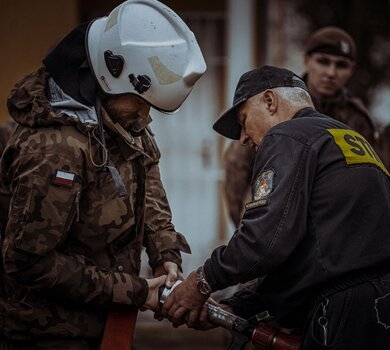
[224,26,378,229]
[163,65,390,349]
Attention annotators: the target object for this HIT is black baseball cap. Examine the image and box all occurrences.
[213,65,308,139]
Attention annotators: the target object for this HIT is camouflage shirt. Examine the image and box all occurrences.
[223,85,377,228]
[0,67,190,342]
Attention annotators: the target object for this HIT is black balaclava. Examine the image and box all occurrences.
[43,21,98,106]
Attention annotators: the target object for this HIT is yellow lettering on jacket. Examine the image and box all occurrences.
[328,129,389,176]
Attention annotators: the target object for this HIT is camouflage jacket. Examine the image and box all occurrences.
[0,120,16,155]
[223,85,377,228]
[308,86,376,146]
[0,67,190,341]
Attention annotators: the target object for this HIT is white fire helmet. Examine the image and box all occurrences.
[86,0,207,113]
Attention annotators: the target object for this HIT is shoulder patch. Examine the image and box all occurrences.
[53,170,75,187]
[328,129,389,176]
[245,199,267,210]
[254,170,274,200]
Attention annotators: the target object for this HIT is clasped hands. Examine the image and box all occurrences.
[143,264,223,329]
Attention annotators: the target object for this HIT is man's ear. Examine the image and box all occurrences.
[263,90,277,114]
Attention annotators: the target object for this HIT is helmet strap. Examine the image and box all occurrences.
[95,93,108,167]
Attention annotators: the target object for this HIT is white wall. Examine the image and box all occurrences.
[142,12,227,275]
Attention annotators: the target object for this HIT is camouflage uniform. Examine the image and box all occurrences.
[0,67,190,347]
[223,141,254,228]
[0,120,16,156]
[223,85,376,228]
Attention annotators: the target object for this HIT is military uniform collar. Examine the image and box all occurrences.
[100,107,151,159]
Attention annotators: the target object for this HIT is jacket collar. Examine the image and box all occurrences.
[292,107,316,120]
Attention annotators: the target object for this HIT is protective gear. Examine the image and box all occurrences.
[86,0,206,112]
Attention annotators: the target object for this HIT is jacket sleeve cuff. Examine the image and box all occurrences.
[219,281,267,319]
[112,273,148,308]
[145,231,191,269]
[159,250,183,272]
[203,258,221,292]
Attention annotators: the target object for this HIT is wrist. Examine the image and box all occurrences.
[113,274,148,307]
[219,302,235,314]
[196,265,213,295]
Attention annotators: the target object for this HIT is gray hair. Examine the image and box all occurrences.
[273,86,313,106]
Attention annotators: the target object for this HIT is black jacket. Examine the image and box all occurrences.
[204,107,390,327]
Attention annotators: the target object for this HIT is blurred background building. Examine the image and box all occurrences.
[1,0,390,348]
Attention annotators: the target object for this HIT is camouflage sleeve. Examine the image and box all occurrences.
[223,141,255,228]
[348,97,377,147]
[2,141,148,308]
[0,120,16,155]
[142,129,191,270]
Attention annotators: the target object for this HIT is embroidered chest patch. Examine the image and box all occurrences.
[53,170,75,187]
[254,170,274,201]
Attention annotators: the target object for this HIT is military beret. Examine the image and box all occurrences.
[305,26,356,60]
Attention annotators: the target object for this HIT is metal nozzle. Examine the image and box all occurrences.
[159,280,182,305]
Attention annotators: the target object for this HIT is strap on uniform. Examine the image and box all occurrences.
[100,309,138,350]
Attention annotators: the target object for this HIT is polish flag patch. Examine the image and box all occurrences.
[53,170,75,187]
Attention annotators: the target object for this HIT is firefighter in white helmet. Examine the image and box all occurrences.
[0,0,206,348]
[87,0,206,112]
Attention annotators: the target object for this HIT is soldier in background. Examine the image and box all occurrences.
[224,26,378,228]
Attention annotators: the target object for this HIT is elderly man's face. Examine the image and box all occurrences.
[103,94,151,130]
[237,93,275,150]
[305,52,354,97]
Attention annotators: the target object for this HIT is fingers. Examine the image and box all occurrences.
[147,274,167,288]
[161,271,210,329]
[143,275,168,311]
[173,306,187,321]
[206,297,219,307]
[189,304,214,330]
[156,274,167,286]
[171,314,186,328]
[169,303,201,328]
[163,291,175,311]
[199,303,209,323]
[154,309,165,321]
[187,308,201,328]
[164,262,178,288]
